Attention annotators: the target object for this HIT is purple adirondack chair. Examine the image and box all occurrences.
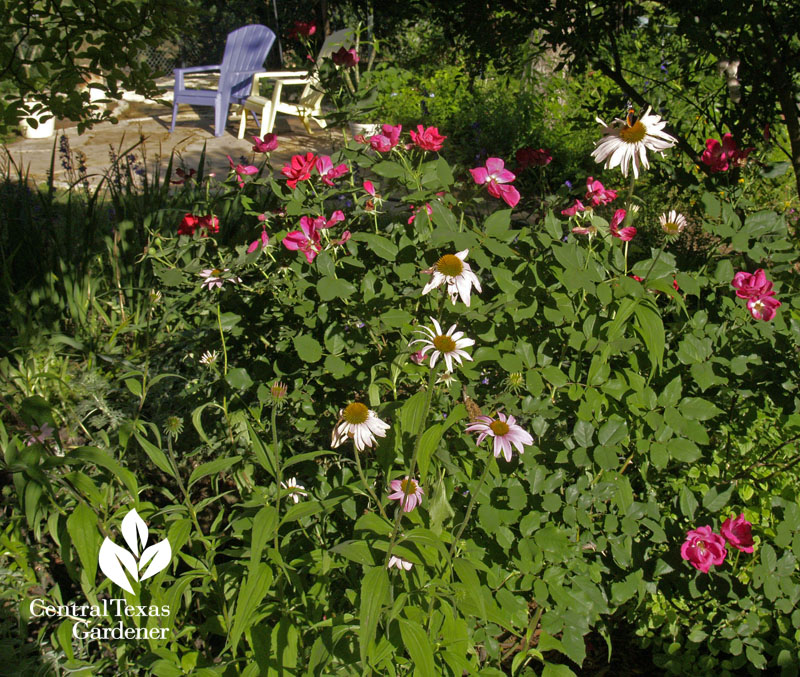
[170,25,276,137]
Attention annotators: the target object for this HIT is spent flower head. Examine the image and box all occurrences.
[163,415,184,439]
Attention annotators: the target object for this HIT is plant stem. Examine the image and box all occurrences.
[384,366,438,565]
[448,456,493,560]
[216,302,235,445]
[166,435,204,537]
[354,448,390,522]
[271,403,282,555]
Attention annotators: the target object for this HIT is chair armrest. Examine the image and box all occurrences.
[174,65,221,74]
[265,78,311,86]
[253,70,310,78]
[173,65,221,90]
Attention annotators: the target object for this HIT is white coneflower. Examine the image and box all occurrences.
[199,350,219,367]
[659,210,688,236]
[331,402,391,452]
[199,268,241,290]
[280,477,308,503]
[591,107,676,178]
[387,556,413,570]
[409,318,474,373]
[421,250,482,306]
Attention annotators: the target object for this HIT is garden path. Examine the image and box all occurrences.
[3,97,339,189]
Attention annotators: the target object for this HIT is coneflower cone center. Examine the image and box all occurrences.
[343,402,369,424]
[433,335,457,353]
[401,478,417,493]
[436,254,464,277]
[619,120,647,143]
[210,268,223,276]
[664,221,680,234]
[489,420,510,436]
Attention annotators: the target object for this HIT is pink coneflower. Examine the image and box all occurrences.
[465,411,534,462]
[388,476,424,512]
[387,556,413,570]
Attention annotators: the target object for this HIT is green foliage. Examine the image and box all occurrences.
[1,31,800,676]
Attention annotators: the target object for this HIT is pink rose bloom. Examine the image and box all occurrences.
[746,295,781,321]
[680,525,727,573]
[363,180,376,196]
[516,147,552,169]
[281,152,318,189]
[720,514,754,553]
[300,210,344,233]
[283,218,321,263]
[701,133,751,173]
[561,199,586,217]
[470,158,520,207]
[198,214,220,234]
[247,231,270,253]
[331,46,359,68]
[388,476,424,512]
[609,209,636,241]
[331,230,351,246]
[408,203,433,224]
[227,155,259,188]
[252,134,278,153]
[315,155,348,186]
[584,177,617,206]
[409,125,446,152]
[731,269,774,300]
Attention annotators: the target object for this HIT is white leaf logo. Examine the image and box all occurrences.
[98,509,172,594]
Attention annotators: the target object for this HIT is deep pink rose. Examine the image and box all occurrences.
[516,147,552,169]
[409,125,446,152]
[197,214,219,234]
[227,155,258,188]
[609,209,635,241]
[171,168,196,185]
[720,514,754,553]
[561,200,586,217]
[471,157,519,207]
[283,218,321,263]
[731,269,774,300]
[252,134,278,153]
[331,47,359,68]
[178,213,199,236]
[680,525,727,573]
[584,177,617,207]
[701,133,752,173]
[247,230,270,253]
[746,295,781,321]
[281,152,317,189]
[315,155,348,186]
[408,203,433,224]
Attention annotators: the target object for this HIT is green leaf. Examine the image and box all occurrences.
[359,566,390,664]
[541,365,568,387]
[317,276,356,300]
[679,398,723,421]
[65,447,138,497]
[188,456,242,489]
[67,502,100,584]
[454,558,487,620]
[399,618,436,674]
[371,160,405,178]
[668,437,701,463]
[293,334,323,363]
[351,232,399,261]
[230,562,273,652]
[417,424,443,483]
[226,368,253,390]
[250,506,278,566]
[679,485,699,519]
[702,485,734,512]
[598,416,628,446]
[134,432,174,477]
[484,209,512,237]
[633,302,664,376]
[606,298,638,342]
[542,663,577,677]
[400,391,428,437]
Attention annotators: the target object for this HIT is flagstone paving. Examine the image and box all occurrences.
[3,99,340,189]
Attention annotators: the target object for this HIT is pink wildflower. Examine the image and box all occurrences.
[247,231,270,253]
[465,412,534,462]
[388,476,424,512]
[408,203,433,224]
[283,219,321,263]
[609,209,636,241]
[470,157,520,207]
[561,200,586,217]
[584,177,617,206]
[701,133,753,173]
[227,155,258,188]
[281,152,317,189]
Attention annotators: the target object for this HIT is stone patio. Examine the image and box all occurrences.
[3,84,341,189]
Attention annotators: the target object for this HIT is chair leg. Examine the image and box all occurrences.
[214,96,230,137]
[170,102,178,132]
[237,105,247,140]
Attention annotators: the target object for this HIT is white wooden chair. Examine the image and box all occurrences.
[237,28,354,139]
